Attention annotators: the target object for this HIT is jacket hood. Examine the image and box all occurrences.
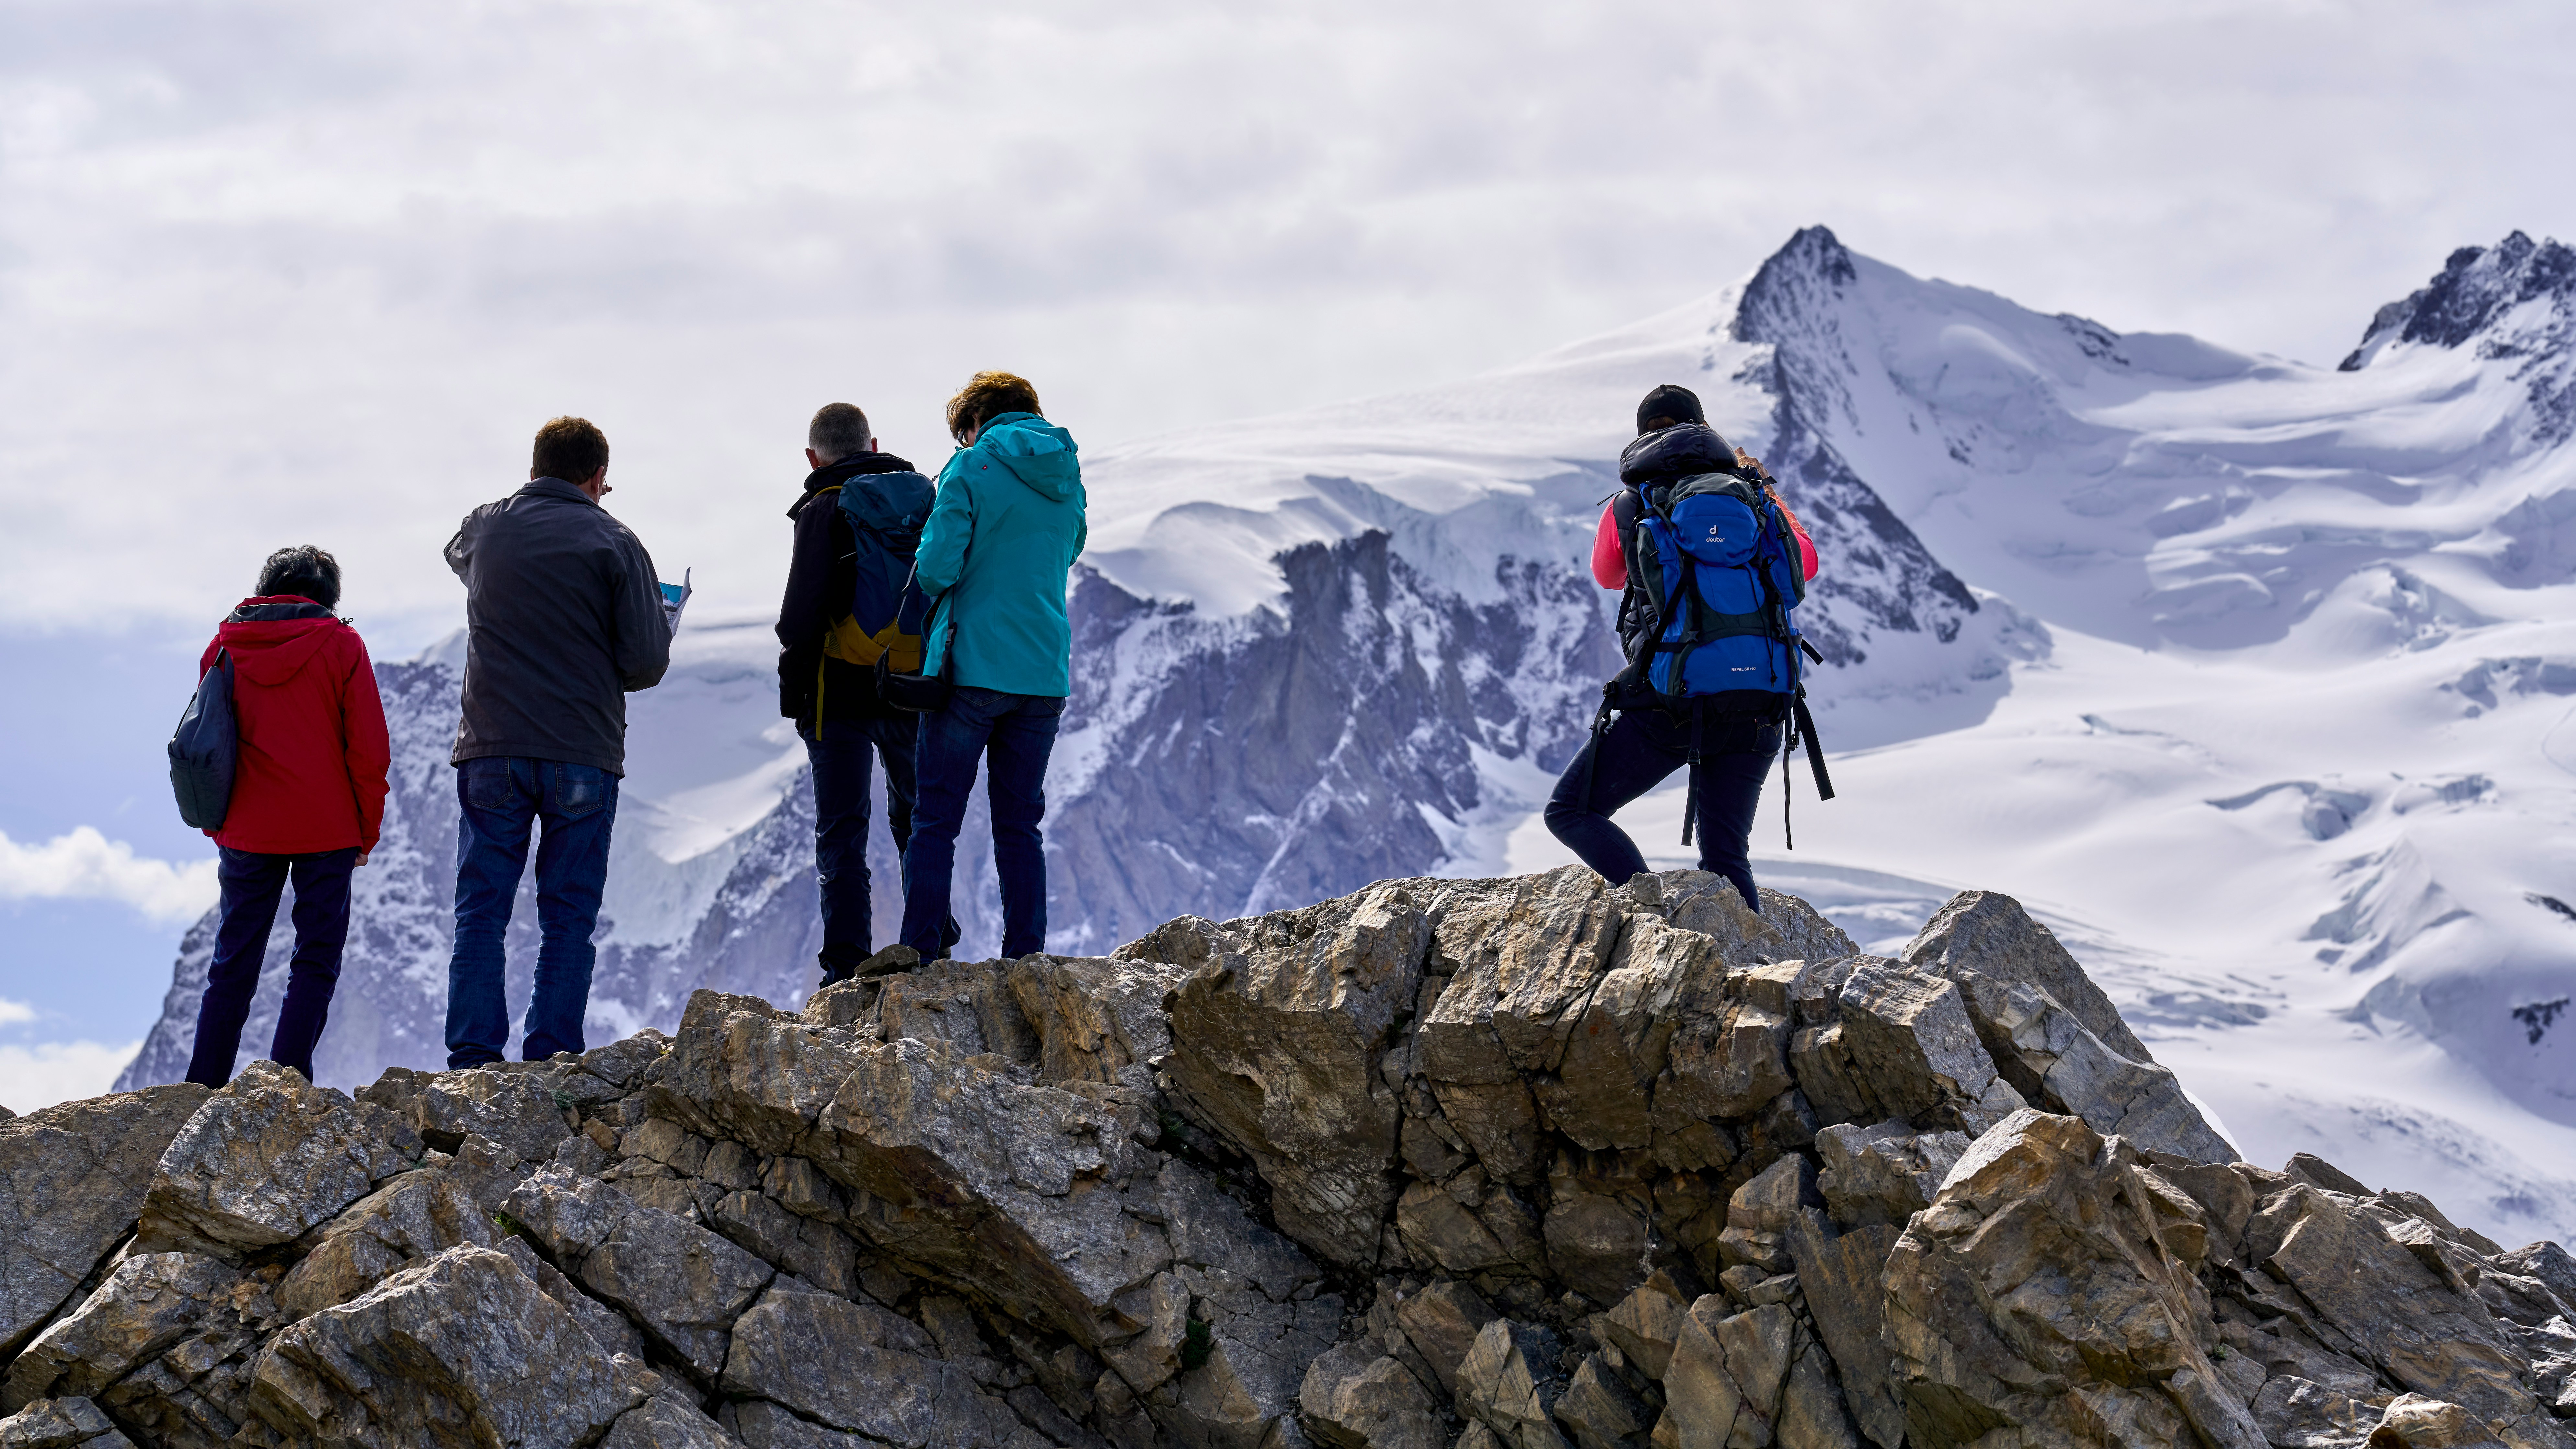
[793,452,922,520]
[216,597,345,686]
[972,413,1082,501]
[1618,422,1741,487]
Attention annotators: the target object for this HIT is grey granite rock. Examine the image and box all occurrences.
[0,1086,209,1362]
[720,1281,1033,1447]
[1899,890,2150,1061]
[0,1396,134,1448]
[29,868,2576,1449]
[1,1253,250,1414]
[598,1390,737,1449]
[143,1063,412,1252]
[1456,1318,1571,1449]
[1946,971,2237,1164]
[1393,1280,1501,1399]
[1298,1343,1445,1449]
[274,1167,495,1319]
[1811,1119,1967,1230]
[1553,1353,1652,1449]
[1830,962,2025,1136]
[1146,881,1431,1268]
[1883,1110,2264,1449]
[246,1245,643,1448]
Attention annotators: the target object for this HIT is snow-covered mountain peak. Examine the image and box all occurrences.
[2341,231,2576,445]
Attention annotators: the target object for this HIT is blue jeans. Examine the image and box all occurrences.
[901,687,1064,960]
[445,756,618,1067]
[187,846,357,1087]
[1544,702,1778,911]
[805,713,933,980]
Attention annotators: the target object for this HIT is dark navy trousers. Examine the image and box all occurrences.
[1544,702,1779,911]
[186,845,358,1087]
[901,687,1064,961]
[804,712,930,981]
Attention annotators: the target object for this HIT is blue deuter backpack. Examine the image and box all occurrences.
[1636,474,1809,697]
[1590,470,1835,848]
[169,650,238,831]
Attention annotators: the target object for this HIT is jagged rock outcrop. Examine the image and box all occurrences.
[9,869,2574,1448]
[0,1087,207,1361]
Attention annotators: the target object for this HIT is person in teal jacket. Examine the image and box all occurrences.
[900,371,1088,959]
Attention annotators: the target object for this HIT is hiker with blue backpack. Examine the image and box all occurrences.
[775,402,952,985]
[1543,384,1827,912]
[893,372,1088,962]
[171,546,390,1087]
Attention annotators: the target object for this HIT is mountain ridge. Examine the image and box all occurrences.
[116,224,2576,1249]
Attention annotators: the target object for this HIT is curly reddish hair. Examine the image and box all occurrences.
[945,372,1041,443]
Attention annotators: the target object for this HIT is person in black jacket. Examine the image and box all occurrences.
[443,415,670,1067]
[777,403,944,984]
[1543,385,1820,911]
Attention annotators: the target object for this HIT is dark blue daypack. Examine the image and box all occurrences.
[823,470,937,671]
[169,650,238,830]
[1593,471,1835,846]
[1635,474,1808,696]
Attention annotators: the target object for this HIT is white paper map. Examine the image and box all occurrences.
[659,567,691,637]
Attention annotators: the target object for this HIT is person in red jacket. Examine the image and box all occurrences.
[183,546,390,1088]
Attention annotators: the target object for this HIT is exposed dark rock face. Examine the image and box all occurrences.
[26,871,2574,1447]
[1046,529,1621,953]
[1731,225,1987,668]
[2341,230,2576,443]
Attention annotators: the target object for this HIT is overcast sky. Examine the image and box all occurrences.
[5,0,2572,637]
[3,0,2573,1100]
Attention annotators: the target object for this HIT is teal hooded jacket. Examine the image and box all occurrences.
[916,412,1088,697]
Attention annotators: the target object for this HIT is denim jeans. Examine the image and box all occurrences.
[186,845,358,1087]
[901,687,1064,960]
[805,713,934,981]
[445,756,618,1067]
[1544,702,1779,911]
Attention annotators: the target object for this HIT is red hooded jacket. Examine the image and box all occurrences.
[196,597,391,855]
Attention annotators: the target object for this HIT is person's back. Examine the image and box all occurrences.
[1545,384,1820,910]
[901,372,1088,961]
[442,415,670,1068]
[448,459,669,775]
[183,546,388,1087]
[776,402,947,985]
[917,411,1086,697]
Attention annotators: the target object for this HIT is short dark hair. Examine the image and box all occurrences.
[808,403,873,464]
[256,546,342,611]
[532,416,610,483]
[945,372,1041,443]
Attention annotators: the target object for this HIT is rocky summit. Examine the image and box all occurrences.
[8,868,2575,1449]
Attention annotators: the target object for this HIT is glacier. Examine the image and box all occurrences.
[119,224,2576,1247]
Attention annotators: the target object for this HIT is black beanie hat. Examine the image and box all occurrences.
[1636,384,1707,434]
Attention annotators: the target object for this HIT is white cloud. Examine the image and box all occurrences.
[3,2,2574,633]
[0,997,33,1027]
[0,827,218,926]
[0,1039,144,1114]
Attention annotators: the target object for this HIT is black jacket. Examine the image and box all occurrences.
[1617,422,1743,487]
[777,452,919,728]
[445,477,670,775]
